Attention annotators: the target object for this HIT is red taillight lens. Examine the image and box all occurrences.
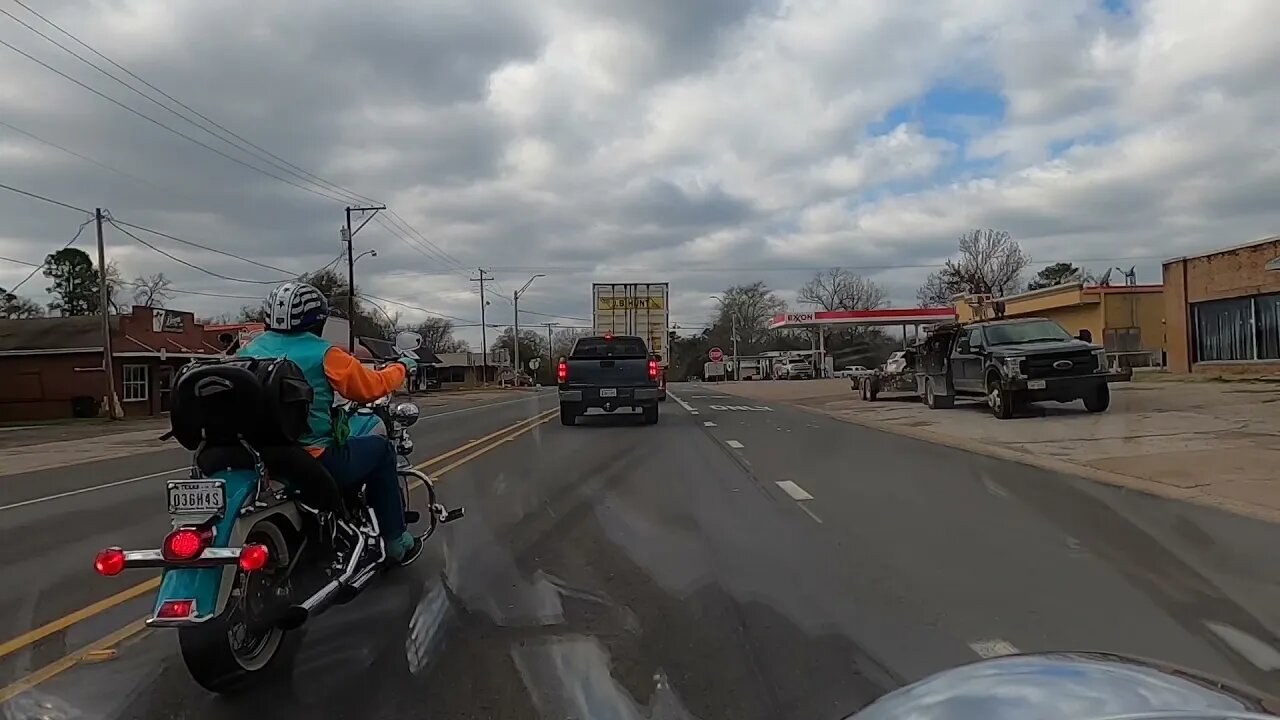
[162,529,208,562]
[557,361,568,383]
[94,547,125,576]
[648,360,658,380]
[238,543,269,572]
[156,599,195,619]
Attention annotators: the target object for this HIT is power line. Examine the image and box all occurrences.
[0,180,92,214]
[0,254,42,268]
[371,215,472,280]
[8,0,382,207]
[359,291,479,324]
[8,217,94,294]
[106,217,298,276]
[0,36,350,204]
[517,308,592,322]
[0,118,196,200]
[107,219,288,284]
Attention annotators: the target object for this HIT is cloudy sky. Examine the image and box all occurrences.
[1,0,1278,348]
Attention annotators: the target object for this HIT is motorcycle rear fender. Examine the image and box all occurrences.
[152,469,302,623]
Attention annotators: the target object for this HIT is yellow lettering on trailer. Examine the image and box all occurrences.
[595,297,666,311]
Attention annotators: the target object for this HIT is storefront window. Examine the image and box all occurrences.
[122,364,149,402]
[1254,292,1280,360]
[1194,297,1254,361]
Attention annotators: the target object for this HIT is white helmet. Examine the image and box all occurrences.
[266,282,329,331]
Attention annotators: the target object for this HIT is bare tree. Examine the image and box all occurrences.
[713,281,787,350]
[916,228,1029,305]
[1,287,43,318]
[410,317,469,353]
[798,268,886,311]
[552,328,592,360]
[132,272,174,307]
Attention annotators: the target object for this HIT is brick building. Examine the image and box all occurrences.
[0,306,230,421]
[1164,235,1280,374]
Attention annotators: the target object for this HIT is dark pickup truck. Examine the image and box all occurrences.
[557,334,661,426]
[916,317,1125,419]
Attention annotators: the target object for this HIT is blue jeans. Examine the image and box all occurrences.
[319,435,406,539]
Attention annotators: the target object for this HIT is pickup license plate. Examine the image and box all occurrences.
[168,480,225,515]
[599,388,618,398]
[1027,380,1047,390]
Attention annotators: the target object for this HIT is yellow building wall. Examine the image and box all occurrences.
[1098,291,1166,354]
[1025,304,1103,343]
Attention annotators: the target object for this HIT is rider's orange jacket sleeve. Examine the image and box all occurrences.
[323,346,406,403]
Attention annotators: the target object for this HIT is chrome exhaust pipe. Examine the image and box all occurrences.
[279,529,369,628]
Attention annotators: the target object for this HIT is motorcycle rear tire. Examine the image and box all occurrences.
[178,521,302,694]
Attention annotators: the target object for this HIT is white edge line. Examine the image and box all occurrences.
[665,390,698,414]
[703,421,717,427]
[726,440,745,449]
[0,467,187,512]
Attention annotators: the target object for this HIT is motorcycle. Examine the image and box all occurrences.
[91,331,463,693]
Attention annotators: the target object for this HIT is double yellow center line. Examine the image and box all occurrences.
[0,406,557,703]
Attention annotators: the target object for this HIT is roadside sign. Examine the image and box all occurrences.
[528,357,541,370]
[708,347,724,362]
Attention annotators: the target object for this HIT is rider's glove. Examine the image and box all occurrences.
[396,356,418,373]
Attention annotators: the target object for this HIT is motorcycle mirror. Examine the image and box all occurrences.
[394,331,423,352]
[392,401,420,427]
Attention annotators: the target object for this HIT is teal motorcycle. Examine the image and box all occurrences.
[92,332,462,693]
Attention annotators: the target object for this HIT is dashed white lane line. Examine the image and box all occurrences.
[775,480,814,501]
[726,440,744,449]
[666,390,698,415]
[703,421,717,427]
[969,639,1020,658]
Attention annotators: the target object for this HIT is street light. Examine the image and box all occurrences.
[354,249,378,263]
[513,274,546,384]
[710,295,739,379]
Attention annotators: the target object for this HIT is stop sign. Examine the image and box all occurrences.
[708,347,724,362]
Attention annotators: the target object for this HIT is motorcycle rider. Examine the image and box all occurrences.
[239,281,421,564]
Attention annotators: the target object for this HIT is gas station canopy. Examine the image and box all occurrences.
[769,307,955,330]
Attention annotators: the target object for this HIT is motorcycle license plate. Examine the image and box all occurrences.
[167,480,225,515]
[599,388,617,398]
[1027,380,1047,390]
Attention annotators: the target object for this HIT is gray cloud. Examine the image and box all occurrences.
[2,0,1280,348]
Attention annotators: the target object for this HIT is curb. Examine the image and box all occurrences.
[706,385,1280,526]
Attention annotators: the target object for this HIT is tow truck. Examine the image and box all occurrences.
[858,300,1130,418]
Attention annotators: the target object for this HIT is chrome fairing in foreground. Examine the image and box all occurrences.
[849,653,1278,720]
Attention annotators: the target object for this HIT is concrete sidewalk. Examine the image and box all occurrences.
[709,377,1280,524]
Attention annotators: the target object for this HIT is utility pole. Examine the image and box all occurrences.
[512,274,545,386]
[542,322,558,381]
[95,209,120,420]
[341,204,386,352]
[471,268,492,386]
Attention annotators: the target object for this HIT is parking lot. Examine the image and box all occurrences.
[707,376,1280,523]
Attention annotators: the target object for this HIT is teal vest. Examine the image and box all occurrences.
[239,331,340,450]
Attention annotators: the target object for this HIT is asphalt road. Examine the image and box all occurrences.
[4,382,1280,720]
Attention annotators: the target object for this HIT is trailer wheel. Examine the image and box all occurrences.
[867,377,880,401]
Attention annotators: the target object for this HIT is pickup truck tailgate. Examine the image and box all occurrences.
[564,357,652,387]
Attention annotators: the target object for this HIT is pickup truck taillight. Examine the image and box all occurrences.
[648,359,659,380]
[557,360,568,383]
